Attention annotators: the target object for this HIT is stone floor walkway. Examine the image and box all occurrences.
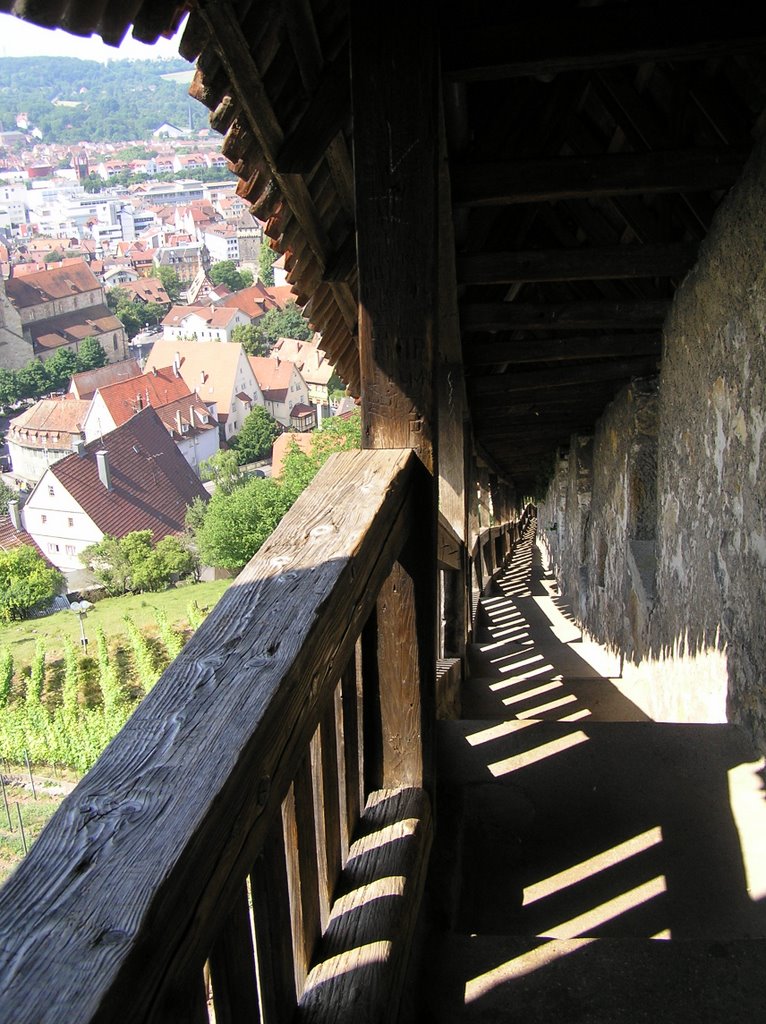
[416,521,766,1023]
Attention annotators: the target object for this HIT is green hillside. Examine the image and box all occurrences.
[0,56,208,144]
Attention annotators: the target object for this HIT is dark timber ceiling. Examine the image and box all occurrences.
[3,0,766,493]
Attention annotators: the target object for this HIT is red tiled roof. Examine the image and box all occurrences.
[290,404,314,417]
[69,359,142,400]
[5,262,101,309]
[96,366,193,428]
[116,278,171,305]
[249,356,296,394]
[0,515,44,556]
[8,399,90,450]
[218,283,279,319]
[27,305,124,352]
[49,407,208,542]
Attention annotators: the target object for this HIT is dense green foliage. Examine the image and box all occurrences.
[190,412,361,570]
[0,481,15,516]
[108,287,168,339]
[260,302,312,343]
[258,244,277,286]
[80,531,198,596]
[0,56,206,144]
[0,546,63,623]
[231,323,270,357]
[0,339,108,407]
[231,406,280,464]
[157,265,183,303]
[209,260,253,292]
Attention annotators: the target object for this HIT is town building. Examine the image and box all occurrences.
[6,398,90,485]
[21,407,208,573]
[1,261,128,366]
[248,355,313,429]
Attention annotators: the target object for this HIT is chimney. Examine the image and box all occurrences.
[9,499,21,531]
[136,393,143,410]
[76,439,86,457]
[200,370,206,384]
[96,450,113,491]
[176,410,183,434]
[189,404,195,426]
[152,366,158,376]
[173,355,181,377]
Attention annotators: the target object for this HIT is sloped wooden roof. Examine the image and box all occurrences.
[4,0,766,489]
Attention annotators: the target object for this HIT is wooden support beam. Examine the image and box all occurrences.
[460,298,671,332]
[197,0,331,266]
[457,242,697,285]
[275,47,349,174]
[469,357,658,396]
[443,7,766,81]
[452,150,747,207]
[464,333,661,366]
[351,1,438,793]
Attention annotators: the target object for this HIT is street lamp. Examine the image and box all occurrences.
[70,600,93,650]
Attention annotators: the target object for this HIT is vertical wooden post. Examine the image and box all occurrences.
[351,1,438,793]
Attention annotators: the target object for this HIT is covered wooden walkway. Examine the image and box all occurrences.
[418,521,766,1022]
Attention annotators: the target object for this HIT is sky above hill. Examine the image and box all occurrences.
[0,12,186,61]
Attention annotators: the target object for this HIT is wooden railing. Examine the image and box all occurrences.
[0,449,434,1024]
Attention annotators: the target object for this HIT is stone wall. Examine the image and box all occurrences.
[538,138,766,751]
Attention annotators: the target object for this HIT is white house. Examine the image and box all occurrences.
[161,304,251,344]
[144,341,264,441]
[21,408,209,573]
[248,355,314,429]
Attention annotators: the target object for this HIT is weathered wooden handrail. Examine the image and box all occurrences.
[0,448,433,1024]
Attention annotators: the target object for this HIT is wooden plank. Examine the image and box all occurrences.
[351,1,438,471]
[468,357,657,397]
[340,657,361,854]
[438,513,462,571]
[296,788,432,1024]
[208,884,260,1024]
[292,757,323,991]
[443,7,766,81]
[318,701,343,909]
[0,448,424,1024]
[460,299,670,332]
[452,150,747,207]
[456,242,698,285]
[464,333,661,366]
[251,818,297,1024]
[275,50,350,174]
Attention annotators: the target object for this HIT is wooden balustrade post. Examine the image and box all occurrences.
[351,0,438,793]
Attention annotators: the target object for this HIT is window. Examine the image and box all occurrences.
[47,542,59,554]
[65,544,76,557]
[68,517,74,528]
[41,514,47,524]
[48,485,54,496]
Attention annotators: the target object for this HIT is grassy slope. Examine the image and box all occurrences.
[0,579,231,667]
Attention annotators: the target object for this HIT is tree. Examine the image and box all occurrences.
[199,449,244,495]
[82,172,103,193]
[0,545,63,622]
[257,302,312,345]
[189,410,362,571]
[16,360,49,400]
[232,406,280,464]
[44,347,79,391]
[240,269,254,288]
[77,336,108,370]
[193,477,293,571]
[231,323,270,357]
[157,265,183,303]
[80,530,198,595]
[209,260,248,292]
[0,481,16,516]
[258,243,277,286]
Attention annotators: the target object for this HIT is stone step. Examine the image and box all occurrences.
[420,933,766,1024]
